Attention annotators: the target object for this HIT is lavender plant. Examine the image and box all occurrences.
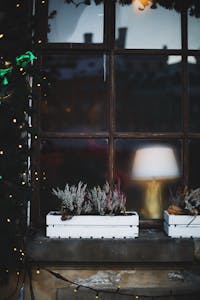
[52,181,87,215]
[168,186,200,215]
[88,181,126,215]
[52,180,127,216]
[184,188,200,215]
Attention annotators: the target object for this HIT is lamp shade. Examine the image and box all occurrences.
[132,146,180,181]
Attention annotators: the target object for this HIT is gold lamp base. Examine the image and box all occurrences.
[142,180,163,219]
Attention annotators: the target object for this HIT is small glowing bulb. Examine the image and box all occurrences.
[16,271,20,276]
[0,34,4,39]
[0,150,4,155]
[13,118,17,123]
[16,3,20,7]
[5,269,9,273]
[18,144,22,149]
[20,67,23,72]
[13,247,17,251]
[22,181,25,185]
[43,76,46,80]
[38,40,42,44]
[19,249,22,253]
[136,296,139,299]
[37,83,41,87]
[19,125,23,129]
[35,177,39,181]
[9,194,13,198]
[42,0,45,3]
[34,171,38,175]
[21,252,25,256]
[34,135,38,139]
[36,269,40,274]
[43,176,46,180]
[73,288,78,293]
[4,61,11,67]
[7,218,11,223]
[29,124,32,128]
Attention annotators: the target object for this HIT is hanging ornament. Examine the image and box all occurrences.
[16,51,36,68]
[0,67,12,86]
[0,51,36,102]
[0,67,13,101]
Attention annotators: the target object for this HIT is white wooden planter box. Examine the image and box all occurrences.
[164,210,200,238]
[46,211,139,239]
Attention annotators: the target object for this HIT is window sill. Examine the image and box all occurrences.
[25,229,197,265]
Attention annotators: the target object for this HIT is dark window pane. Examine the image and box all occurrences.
[48,0,104,43]
[41,54,108,132]
[188,56,200,132]
[189,140,200,188]
[115,3,181,49]
[40,139,108,216]
[115,55,182,132]
[188,13,200,49]
[115,139,182,218]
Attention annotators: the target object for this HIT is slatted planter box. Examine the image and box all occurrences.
[46,211,139,239]
[164,210,200,238]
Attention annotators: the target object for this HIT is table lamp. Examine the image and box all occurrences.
[132,146,180,219]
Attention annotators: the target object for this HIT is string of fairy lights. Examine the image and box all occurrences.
[1,1,200,299]
[2,265,200,300]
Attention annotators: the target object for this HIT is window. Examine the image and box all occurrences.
[33,1,200,223]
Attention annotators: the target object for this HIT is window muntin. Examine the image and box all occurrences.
[48,0,104,44]
[115,3,181,49]
[35,3,200,222]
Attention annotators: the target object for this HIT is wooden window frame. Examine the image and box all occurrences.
[31,0,200,227]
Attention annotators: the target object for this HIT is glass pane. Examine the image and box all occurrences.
[188,13,200,49]
[48,0,104,43]
[188,56,200,132]
[41,54,108,132]
[40,138,108,216]
[115,55,182,132]
[115,139,182,219]
[115,3,181,49]
[189,140,200,188]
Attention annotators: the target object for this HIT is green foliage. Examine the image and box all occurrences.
[0,0,34,273]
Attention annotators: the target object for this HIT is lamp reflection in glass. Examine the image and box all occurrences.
[132,146,180,219]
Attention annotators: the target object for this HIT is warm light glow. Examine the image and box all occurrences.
[133,0,152,11]
[132,146,179,181]
[132,146,180,218]
[0,34,4,39]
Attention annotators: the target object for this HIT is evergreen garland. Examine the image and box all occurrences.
[0,0,35,284]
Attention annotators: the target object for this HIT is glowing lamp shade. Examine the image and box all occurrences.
[132,146,180,219]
